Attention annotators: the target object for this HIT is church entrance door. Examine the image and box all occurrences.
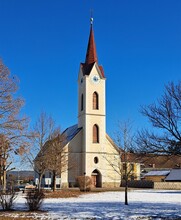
[91,169,102,187]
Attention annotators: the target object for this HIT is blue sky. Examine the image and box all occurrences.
[0,0,181,136]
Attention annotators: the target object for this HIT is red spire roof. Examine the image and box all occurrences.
[81,18,105,78]
[85,24,98,64]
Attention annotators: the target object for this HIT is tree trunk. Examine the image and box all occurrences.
[124,161,128,205]
[38,173,43,192]
[52,171,56,191]
[3,169,6,192]
[125,178,128,205]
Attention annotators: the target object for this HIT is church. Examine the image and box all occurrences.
[36,18,122,188]
[60,18,121,188]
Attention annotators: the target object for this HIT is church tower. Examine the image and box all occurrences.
[58,17,121,188]
[78,18,106,177]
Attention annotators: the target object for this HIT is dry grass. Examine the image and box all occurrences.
[0,210,49,220]
[44,189,87,198]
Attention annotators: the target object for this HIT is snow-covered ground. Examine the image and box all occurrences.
[14,189,181,219]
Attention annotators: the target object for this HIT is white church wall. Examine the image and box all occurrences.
[64,130,84,186]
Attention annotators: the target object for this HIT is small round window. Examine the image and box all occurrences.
[94,157,99,164]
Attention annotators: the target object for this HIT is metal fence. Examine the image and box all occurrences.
[121,180,181,189]
[121,180,154,188]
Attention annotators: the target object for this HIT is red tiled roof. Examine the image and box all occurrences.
[98,65,105,78]
[81,62,105,78]
[122,153,181,169]
[81,63,94,76]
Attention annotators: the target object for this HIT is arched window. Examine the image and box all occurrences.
[93,92,99,110]
[81,94,83,111]
[93,124,99,143]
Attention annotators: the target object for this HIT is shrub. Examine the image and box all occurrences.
[0,190,17,210]
[25,189,44,211]
[77,176,93,192]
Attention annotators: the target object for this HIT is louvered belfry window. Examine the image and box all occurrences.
[93,124,99,143]
[93,92,99,110]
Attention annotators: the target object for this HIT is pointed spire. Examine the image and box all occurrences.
[85,17,98,64]
[81,16,105,78]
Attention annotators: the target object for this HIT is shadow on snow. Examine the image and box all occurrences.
[40,201,181,219]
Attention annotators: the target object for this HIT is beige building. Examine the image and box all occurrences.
[143,170,170,182]
[35,19,122,188]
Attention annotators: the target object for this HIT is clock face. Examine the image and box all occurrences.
[91,75,100,84]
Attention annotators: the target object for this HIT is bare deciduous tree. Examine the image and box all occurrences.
[0,135,11,190]
[33,112,56,150]
[34,152,47,191]
[116,121,137,205]
[25,112,58,190]
[36,128,78,191]
[137,81,181,156]
[104,121,138,205]
[42,131,68,191]
[0,60,29,190]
